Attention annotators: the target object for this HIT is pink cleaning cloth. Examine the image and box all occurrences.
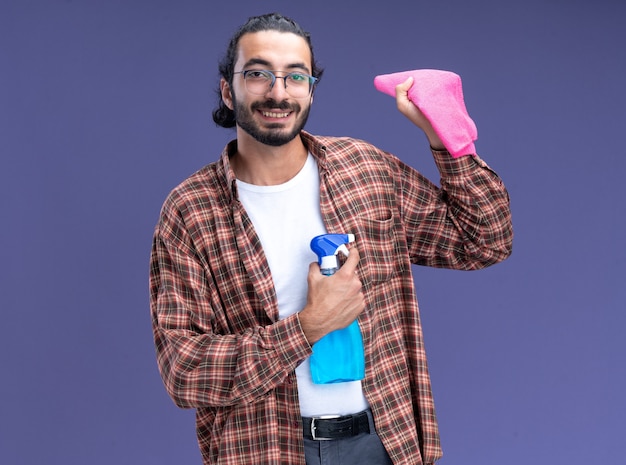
[374,69,477,157]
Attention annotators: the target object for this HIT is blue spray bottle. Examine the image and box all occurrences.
[309,233,365,384]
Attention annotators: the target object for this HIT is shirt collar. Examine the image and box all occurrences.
[218,131,328,204]
[300,131,328,171]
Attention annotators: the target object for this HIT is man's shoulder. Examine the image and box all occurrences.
[302,132,385,165]
[159,159,227,216]
[172,161,219,192]
[303,131,377,150]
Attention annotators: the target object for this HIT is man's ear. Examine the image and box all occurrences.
[220,78,234,110]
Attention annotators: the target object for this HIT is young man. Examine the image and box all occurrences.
[150,12,513,465]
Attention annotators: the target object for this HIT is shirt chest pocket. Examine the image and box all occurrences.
[356,209,406,285]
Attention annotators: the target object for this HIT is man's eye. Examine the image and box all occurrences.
[247,71,270,79]
[289,73,307,82]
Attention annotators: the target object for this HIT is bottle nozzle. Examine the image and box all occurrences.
[310,234,355,275]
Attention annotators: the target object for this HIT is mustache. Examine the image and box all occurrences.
[251,99,299,112]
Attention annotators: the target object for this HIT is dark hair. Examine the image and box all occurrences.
[212,12,324,128]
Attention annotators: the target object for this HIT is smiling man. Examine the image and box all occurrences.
[226,32,314,149]
[149,12,513,465]
[217,27,317,184]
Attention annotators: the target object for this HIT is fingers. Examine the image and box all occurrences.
[394,76,414,98]
[301,244,364,343]
[339,244,360,275]
[308,244,361,277]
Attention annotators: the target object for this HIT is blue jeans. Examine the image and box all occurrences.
[303,410,393,465]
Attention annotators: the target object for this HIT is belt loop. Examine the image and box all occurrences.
[364,408,375,435]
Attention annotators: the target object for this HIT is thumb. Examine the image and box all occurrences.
[308,260,321,278]
[395,76,414,99]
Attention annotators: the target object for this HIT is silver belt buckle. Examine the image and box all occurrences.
[310,414,340,441]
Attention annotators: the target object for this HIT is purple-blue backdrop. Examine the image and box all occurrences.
[2,1,624,464]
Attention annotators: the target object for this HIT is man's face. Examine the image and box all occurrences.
[225,31,314,147]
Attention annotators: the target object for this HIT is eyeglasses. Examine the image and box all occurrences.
[233,69,318,98]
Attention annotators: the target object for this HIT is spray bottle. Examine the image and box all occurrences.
[308,233,365,384]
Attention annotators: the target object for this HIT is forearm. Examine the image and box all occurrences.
[403,149,513,269]
[150,234,311,409]
[153,311,309,409]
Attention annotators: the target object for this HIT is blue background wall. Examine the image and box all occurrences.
[2,1,624,464]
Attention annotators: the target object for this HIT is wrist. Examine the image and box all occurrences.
[425,129,445,151]
[297,310,324,345]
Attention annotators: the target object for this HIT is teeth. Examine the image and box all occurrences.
[262,111,290,118]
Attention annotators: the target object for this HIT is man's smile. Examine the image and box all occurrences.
[260,110,292,119]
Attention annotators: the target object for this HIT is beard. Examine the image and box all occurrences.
[231,92,311,147]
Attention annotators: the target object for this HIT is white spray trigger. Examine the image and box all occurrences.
[336,244,350,257]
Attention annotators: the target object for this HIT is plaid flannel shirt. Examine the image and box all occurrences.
[149,131,513,465]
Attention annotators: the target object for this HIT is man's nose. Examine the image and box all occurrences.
[267,76,289,98]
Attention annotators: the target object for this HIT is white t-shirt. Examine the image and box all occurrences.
[236,154,369,416]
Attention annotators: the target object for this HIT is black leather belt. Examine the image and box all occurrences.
[302,411,370,440]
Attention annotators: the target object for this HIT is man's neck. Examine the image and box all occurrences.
[231,132,308,186]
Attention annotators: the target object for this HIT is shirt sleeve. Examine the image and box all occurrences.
[149,197,311,409]
[396,148,513,269]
